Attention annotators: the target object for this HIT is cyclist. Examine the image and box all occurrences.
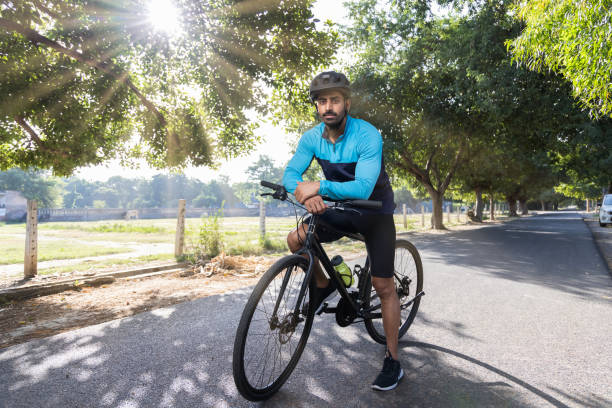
[282,71,403,391]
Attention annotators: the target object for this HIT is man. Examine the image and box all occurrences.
[282,71,403,391]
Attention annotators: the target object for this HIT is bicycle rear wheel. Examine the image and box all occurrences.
[362,239,423,345]
[232,255,314,401]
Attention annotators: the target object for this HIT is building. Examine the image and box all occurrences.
[0,190,27,222]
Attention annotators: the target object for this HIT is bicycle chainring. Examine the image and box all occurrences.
[335,292,359,327]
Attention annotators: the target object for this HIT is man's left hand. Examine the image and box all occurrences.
[295,181,320,204]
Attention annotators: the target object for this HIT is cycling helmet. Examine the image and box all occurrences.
[309,71,351,102]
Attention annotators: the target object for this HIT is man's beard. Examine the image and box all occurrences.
[322,107,347,130]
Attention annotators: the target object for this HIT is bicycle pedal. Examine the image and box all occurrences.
[316,302,329,315]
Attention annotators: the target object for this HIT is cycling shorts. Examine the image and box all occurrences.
[304,210,396,278]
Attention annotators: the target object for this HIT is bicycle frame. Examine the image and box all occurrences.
[282,212,370,320]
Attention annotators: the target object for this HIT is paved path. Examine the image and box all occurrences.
[1,212,611,407]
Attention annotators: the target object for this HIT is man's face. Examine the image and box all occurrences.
[315,90,350,128]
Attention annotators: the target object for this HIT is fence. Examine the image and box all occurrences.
[33,206,295,222]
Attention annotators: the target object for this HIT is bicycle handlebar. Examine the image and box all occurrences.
[260,180,284,191]
[260,180,382,210]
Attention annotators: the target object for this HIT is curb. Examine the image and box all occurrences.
[0,262,190,302]
[583,218,612,276]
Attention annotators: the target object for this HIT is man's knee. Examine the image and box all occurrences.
[287,229,303,253]
[372,277,396,299]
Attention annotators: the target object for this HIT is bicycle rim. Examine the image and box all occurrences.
[233,255,314,401]
[363,239,423,344]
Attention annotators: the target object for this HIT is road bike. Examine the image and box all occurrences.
[232,181,424,401]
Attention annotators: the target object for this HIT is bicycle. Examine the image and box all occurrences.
[232,181,425,401]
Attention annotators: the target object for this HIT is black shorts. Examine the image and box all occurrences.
[304,210,396,278]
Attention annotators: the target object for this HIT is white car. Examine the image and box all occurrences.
[599,194,612,227]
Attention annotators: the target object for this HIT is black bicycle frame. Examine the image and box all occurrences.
[272,210,424,323]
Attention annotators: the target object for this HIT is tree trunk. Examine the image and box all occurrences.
[519,199,528,215]
[541,200,546,211]
[608,180,612,194]
[474,188,484,221]
[429,190,445,229]
[490,196,495,221]
[507,197,518,217]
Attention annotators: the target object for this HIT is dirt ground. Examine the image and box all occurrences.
[0,254,276,349]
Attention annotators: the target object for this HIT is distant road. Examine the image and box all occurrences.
[1,212,610,407]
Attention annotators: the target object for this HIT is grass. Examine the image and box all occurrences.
[0,238,131,264]
[42,222,169,234]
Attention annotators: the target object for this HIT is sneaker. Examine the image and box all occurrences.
[303,282,336,314]
[371,353,404,391]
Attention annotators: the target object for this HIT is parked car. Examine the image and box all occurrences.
[599,194,612,227]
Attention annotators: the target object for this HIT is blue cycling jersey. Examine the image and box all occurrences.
[283,115,395,214]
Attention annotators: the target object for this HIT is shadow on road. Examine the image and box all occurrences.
[2,290,608,408]
[407,213,611,300]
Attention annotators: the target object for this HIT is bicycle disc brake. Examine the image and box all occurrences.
[276,313,300,344]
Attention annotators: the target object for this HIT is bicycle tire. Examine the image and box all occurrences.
[232,255,314,401]
[362,239,423,345]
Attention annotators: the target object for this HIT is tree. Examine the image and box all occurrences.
[345,2,473,228]
[0,0,335,175]
[246,155,284,184]
[0,168,63,207]
[508,0,612,117]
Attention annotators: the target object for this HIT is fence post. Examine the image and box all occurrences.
[402,204,407,229]
[259,200,266,240]
[174,199,186,257]
[457,208,461,223]
[24,199,38,278]
[421,205,425,227]
[446,205,451,224]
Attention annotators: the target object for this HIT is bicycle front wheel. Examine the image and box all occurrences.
[362,239,423,345]
[232,255,314,401]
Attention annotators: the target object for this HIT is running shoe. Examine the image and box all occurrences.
[371,353,404,391]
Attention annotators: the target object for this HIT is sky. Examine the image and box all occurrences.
[75,0,348,184]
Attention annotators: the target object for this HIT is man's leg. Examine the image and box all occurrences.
[287,223,328,288]
[371,276,400,359]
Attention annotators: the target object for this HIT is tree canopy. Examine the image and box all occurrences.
[0,0,334,175]
[508,0,612,117]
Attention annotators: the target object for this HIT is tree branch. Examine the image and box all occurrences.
[0,17,167,127]
[440,144,465,193]
[14,115,43,148]
[14,115,68,158]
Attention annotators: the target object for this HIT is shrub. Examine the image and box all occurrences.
[195,206,224,259]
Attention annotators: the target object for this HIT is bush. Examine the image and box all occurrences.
[259,235,287,252]
[194,207,224,259]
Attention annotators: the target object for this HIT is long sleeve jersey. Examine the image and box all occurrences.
[282,115,395,214]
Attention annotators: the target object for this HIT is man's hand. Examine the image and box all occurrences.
[304,195,327,214]
[294,181,320,204]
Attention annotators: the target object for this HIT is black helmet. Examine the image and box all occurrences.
[309,71,351,102]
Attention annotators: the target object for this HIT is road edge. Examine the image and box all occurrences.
[0,262,190,302]
[583,218,612,276]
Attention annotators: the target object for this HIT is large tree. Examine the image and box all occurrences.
[0,0,334,175]
[0,168,63,207]
[508,0,612,117]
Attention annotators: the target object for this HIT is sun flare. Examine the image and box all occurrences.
[147,0,181,35]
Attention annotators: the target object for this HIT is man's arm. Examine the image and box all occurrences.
[282,132,314,194]
[319,131,382,200]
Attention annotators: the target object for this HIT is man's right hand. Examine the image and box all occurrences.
[304,195,327,214]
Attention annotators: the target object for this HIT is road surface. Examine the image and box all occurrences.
[1,212,610,407]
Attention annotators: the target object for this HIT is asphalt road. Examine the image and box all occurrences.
[1,212,611,407]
